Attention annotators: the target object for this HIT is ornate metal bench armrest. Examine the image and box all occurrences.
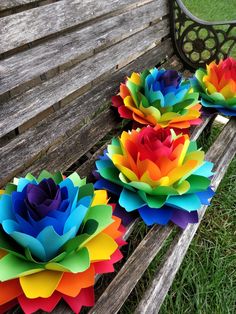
[169,0,236,70]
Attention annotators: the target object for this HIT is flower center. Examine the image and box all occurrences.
[25,178,62,220]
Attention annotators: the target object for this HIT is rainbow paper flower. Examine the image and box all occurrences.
[0,171,125,313]
[193,57,236,116]
[95,127,214,229]
[112,68,202,130]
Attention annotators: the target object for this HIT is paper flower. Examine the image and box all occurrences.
[193,57,236,116]
[95,127,214,229]
[0,171,125,313]
[112,68,202,130]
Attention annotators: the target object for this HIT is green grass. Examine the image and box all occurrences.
[183,0,236,21]
[118,123,236,314]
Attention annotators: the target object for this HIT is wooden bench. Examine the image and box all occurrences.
[0,0,235,313]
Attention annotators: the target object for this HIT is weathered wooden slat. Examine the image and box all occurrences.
[0,0,39,10]
[0,0,167,96]
[0,39,174,187]
[0,0,156,54]
[135,118,236,314]
[83,113,217,314]
[0,19,169,137]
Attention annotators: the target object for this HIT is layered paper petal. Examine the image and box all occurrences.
[112,68,202,129]
[0,171,125,313]
[192,57,236,115]
[95,127,214,228]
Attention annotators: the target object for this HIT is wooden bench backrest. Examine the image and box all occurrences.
[0,0,172,188]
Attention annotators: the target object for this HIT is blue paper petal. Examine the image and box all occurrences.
[138,205,173,226]
[94,178,122,195]
[193,161,214,177]
[10,231,46,261]
[63,204,88,234]
[196,187,215,205]
[0,194,14,222]
[119,188,146,212]
[37,226,76,261]
[167,194,201,211]
[217,107,236,116]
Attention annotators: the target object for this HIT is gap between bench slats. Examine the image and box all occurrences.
[0,19,169,137]
[87,117,235,314]
[0,0,167,96]
[135,118,236,314]
[0,40,174,187]
[0,0,159,54]
[0,0,39,11]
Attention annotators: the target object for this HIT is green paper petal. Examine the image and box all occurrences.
[0,254,43,281]
[68,172,86,187]
[78,183,94,200]
[46,247,90,273]
[187,175,211,193]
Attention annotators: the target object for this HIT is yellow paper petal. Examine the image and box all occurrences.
[158,112,179,122]
[91,190,108,206]
[168,160,198,185]
[204,80,217,94]
[220,82,235,99]
[140,104,161,122]
[20,270,63,298]
[184,150,205,164]
[175,180,190,194]
[124,97,145,118]
[129,72,141,85]
[159,176,169,186]
[115,164,139,181]
[178,139,190,166]
[140,171,160,187]
[84,233,118,262]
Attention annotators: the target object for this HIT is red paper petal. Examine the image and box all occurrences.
[93,249,123,274]
[63,287,94,314]
[118,105,133,119]
[111,95,123,108]
[18,292,61,314]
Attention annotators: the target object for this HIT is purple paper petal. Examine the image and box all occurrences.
[171,209,199,229]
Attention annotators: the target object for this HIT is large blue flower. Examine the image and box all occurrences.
[0,171,94,262]
[0,171,125,314]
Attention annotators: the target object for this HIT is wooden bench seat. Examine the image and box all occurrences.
[0,0,235,313]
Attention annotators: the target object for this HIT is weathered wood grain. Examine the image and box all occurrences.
[0,19,169,137]
[0,0,39,10]
[134,118,236,314]
[0,0,167,95]
[0,40,173,187]
[87,118,236,314]
[0,0,156,54]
